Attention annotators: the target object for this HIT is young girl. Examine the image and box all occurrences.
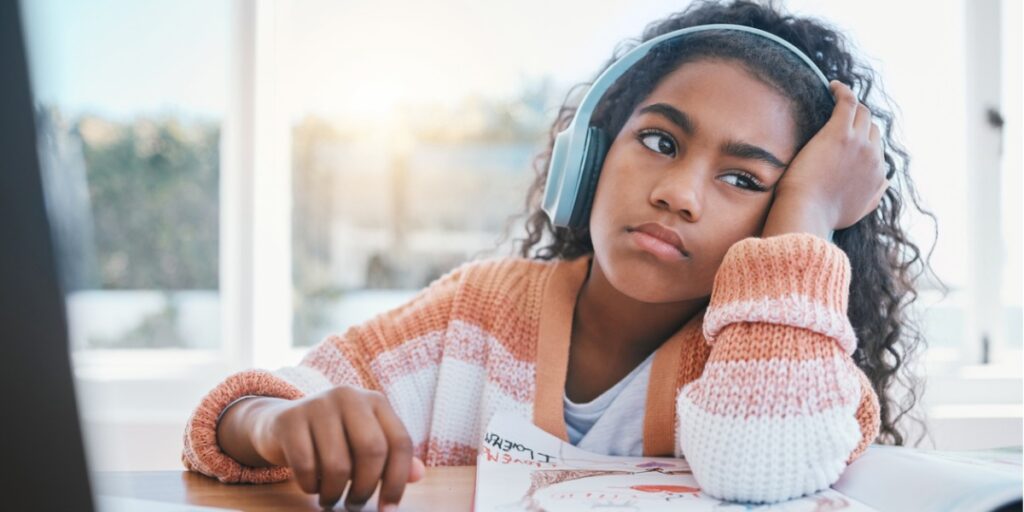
[183,1,931,509]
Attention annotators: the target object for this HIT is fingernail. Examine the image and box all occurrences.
[345,504,364,512]
[380,505,398,512]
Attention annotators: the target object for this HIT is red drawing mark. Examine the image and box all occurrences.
[629,485,700,494]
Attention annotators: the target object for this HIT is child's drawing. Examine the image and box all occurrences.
[518,468,700,511]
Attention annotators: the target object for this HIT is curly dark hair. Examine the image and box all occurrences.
[497,0,940,446]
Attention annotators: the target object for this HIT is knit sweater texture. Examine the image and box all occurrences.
[182,233,881,503]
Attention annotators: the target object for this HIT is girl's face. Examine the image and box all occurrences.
[589,59,798,303]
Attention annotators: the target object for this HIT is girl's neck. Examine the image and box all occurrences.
[565,256,708,402]
[575,257,707,357]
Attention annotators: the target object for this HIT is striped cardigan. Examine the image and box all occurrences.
[182,233,880,503]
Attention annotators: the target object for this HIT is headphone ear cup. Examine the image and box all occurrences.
[568,126,610,230]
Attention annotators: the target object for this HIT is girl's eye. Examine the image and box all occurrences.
[720,172,768,192]
[637,130,676,156]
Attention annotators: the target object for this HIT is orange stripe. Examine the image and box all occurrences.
[642,324,686,456]
[353,258,549,361]
[708,323,841,362]
[460,257,554,362]
[423,439,479,466]
[533,255,591,441]
[456,282,544,361]
[710,235,849,316]
[323,258,549,391]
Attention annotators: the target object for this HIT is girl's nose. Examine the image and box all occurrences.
[649,165,704,222]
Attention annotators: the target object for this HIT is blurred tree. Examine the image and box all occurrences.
[79,115,220,289]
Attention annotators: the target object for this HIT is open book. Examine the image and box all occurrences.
[473,412,1022,511]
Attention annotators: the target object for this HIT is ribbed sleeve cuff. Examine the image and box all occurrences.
[181,369,305,484]
[702,233,856,355]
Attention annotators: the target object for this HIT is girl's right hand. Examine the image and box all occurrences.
[244,386,426,510]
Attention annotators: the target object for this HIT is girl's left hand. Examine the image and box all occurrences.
[762,80,889,238]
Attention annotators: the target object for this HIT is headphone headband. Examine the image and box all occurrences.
[577,24,831,128]
[543,24,833,229]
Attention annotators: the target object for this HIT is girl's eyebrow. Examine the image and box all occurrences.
[637,102,788,171]
[720,140,787,171]
[639,103,696,135]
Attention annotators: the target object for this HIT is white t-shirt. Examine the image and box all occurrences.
[563,352,655,456]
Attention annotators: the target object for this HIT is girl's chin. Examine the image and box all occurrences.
[604,260,693,303]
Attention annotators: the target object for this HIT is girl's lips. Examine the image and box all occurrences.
[628,229,688,262]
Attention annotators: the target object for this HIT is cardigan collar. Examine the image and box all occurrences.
[532,254,708,456]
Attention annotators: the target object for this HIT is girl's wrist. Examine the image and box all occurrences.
[761,194,835,240]
[217,396,286,467]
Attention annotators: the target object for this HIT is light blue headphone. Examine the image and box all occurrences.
[541,24,833,229]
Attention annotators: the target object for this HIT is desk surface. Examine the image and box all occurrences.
[94,467,476,512]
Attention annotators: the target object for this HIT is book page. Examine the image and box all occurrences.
[832,445,1022,512]
[474,412,877,511]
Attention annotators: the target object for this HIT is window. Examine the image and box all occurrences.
[23,0,229,352]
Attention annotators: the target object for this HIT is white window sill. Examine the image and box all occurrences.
[72,349,228,381]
